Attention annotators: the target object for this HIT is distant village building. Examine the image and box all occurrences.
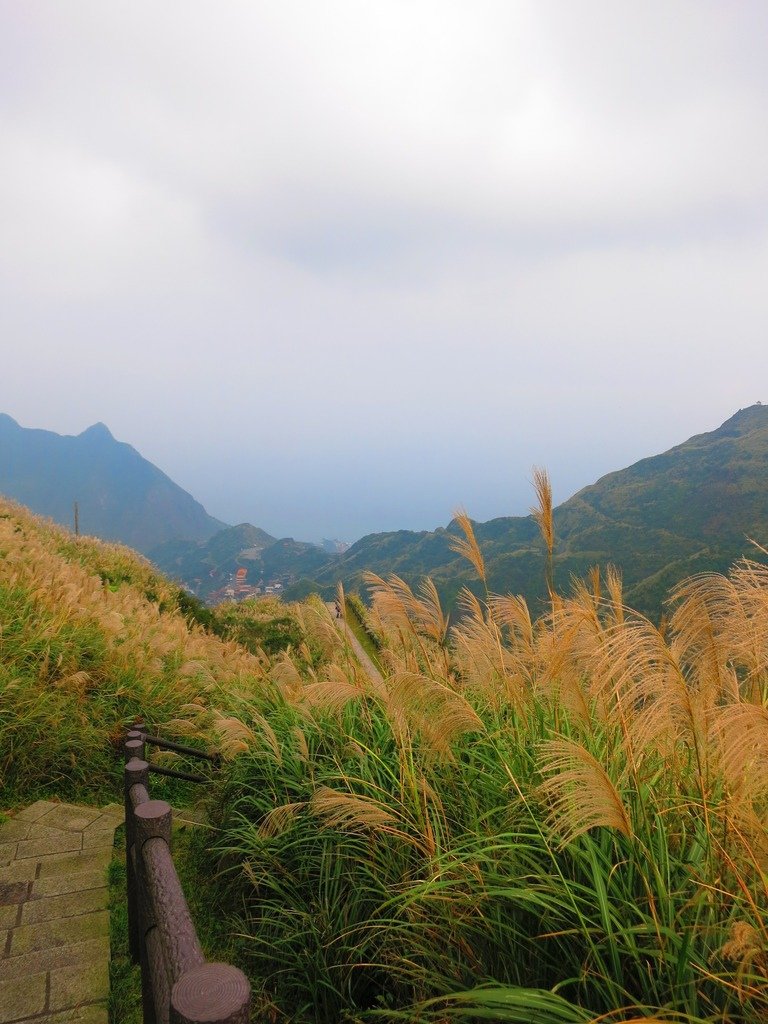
[205,563,288,606]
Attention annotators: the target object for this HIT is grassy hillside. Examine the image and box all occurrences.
[0,499,329,806]
[3,498,767,1022]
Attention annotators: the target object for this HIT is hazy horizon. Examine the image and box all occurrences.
[1,404,760,547]
[2,2,767,539]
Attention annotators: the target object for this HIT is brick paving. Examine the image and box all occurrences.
[0,801,123,1024]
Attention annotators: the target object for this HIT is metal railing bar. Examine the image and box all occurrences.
[146,763,208,784]
[137,733,220,763]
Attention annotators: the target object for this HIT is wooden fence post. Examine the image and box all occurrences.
[171,963,251,1024]
[124,746,149,965]
[122,727,251,1024]
[135,801,175,1024]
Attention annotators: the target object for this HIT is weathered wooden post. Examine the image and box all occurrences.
[126,729,146,763]
[124,733,148,965]
[171,963,251,1024]
[122,726,251,1024]
[135,800,176,1024]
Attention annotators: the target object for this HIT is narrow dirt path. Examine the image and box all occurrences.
[327,603,384,687]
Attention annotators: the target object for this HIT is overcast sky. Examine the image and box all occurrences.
[2,1,767,541]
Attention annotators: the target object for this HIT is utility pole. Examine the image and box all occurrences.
[73,501,80,538]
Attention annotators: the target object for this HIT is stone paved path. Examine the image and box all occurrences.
[0,801,123,1024]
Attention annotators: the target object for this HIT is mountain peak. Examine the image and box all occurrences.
[79,422,114,442]
[0,418,226,553]
[713,403,768,437]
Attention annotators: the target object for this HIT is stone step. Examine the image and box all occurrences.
[0,801,122,1024]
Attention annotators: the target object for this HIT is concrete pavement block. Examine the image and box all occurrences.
[37,850,111,877]
[10,910,110,955]
[22,887,109,925]
[0,971,47,1023]
[0,937,109,981]
[81,815,120,834]
[0,860,38,883]
[37,806,102,833]
[31,872,107,900]
[15,1006,108,1024]
[0,880,28,904]
[90,805,123,825]
[2,800,129,1024]
[14,801,58,823]
[0,819,35,842]
[49,961,109,1012]
[16,831,82,860]
[0,903,19,928]
[17,824,80,847]
[0,842,17,865]
[81,831,114,851]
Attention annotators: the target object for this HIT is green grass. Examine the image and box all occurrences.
[108,831,142,1024]
[344,596,383,670]
[197,691,767,1024]
[6,496,768,1024]
[172,822,244,966]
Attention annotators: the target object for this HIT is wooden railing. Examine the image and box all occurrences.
[123,729,251,1024]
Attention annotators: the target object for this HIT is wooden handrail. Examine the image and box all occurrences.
[123,730,250,1024]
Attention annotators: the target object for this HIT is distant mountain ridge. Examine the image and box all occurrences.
[284,404,768,617]
[0,414,226,553]
[4,406,766,618]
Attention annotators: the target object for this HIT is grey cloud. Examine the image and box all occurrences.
[1,1,767,541]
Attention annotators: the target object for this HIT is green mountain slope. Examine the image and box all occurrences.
[0,414,226,553]
[149,523,276,591]
[287,405,768,617]
[150,523,330,599]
